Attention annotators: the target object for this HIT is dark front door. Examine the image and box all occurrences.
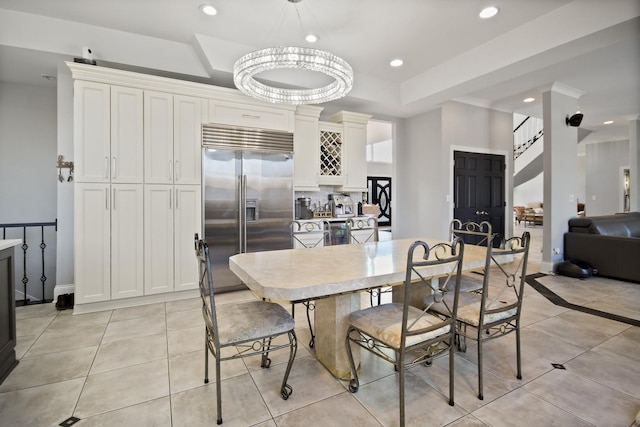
[367,176,391,226]
[453,151,505,245]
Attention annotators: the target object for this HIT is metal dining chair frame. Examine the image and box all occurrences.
[195,235,297,424]
[290,219,332,348]
[346,239,465,427]
[346,216,391,306]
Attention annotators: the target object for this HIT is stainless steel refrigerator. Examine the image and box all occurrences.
[202,125,294,292]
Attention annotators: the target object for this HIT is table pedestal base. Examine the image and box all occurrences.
[315,293,361,380]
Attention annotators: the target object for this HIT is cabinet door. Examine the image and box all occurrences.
[74,184,111,303]
[144,91,174,184]
[294,114,320,191]
[111,86,144,183]
[174,185,201,291]
[111,184,144,299]
[318,123,344,185]
[174,95,202,185]
[74,81,110,183]
[340,122,368,191]
[144,185,174,295]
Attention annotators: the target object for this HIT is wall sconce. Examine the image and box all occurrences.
[565,113,584,127]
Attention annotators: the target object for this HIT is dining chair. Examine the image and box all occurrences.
[447,219,497,293]
[346,239,465,427]
[345,216,389,306]
[195,235,297,425]
[428,231,530,400]
[291,219,331,348]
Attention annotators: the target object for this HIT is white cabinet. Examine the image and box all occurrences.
[75,183,144,303]
[111,87,144,183]
[145,92,202,185]
[318,122,344,186]
[293,106,323,191]
[144,91,174,184]
[144,185,201,295]
[208,99,295,132]
[74,81,143,183]
[331,111,372,192]
[174,95,203,185]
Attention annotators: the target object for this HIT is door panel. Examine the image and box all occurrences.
[244,152,293,253]
[367,176,392,226]
[203,149,243,291]
[453,151,505,245]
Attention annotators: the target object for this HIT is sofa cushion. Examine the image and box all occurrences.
[568,213,640,237]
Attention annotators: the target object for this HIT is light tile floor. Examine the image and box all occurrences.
[2,224,640,426]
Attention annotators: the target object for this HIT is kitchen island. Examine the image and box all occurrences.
[230,237,504,379]
[0,239,21,384]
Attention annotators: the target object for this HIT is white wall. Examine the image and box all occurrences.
[514,174,544,207]
[395,101,513,240]
[585,139,630,215]
[395,108,442,239]
[56,65,74,289]
[0,81,58,300]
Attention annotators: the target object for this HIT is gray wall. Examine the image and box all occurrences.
[395,101,513,240]
[0,81,58,300]
[585,139,630,215]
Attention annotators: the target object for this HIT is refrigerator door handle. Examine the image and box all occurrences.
[242,174,248,253]
[238,174,243,254]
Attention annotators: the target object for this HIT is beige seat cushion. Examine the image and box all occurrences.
[215,300,295,346]
[349,303,450,349]
[428,292,517,327]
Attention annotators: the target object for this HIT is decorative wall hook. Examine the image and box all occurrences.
[57,155,74,182]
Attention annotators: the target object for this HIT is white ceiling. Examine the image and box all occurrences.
[0,0,638,144]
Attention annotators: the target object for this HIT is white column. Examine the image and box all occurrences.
[629,116,640,212]
[540,83,583,274]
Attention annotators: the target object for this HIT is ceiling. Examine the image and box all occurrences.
[0,0,638,144]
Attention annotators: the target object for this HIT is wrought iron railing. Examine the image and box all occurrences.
[1,220,57,305]
[513,116,544,160]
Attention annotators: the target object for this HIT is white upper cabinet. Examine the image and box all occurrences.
[173,95,202,185]
[110,86,144,183]
[74,82,144,183]
[74,81,111,183]
[331,111,372,192]
[145,92,203,185]
[144,91,174,184]
[208,99,295,132]
[293,106,323,192]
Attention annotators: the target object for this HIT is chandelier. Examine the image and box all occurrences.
[233,1,354,105]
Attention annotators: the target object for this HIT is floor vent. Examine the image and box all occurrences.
[59,416,81,426]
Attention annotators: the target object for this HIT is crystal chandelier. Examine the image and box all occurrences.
[233,1,354,105]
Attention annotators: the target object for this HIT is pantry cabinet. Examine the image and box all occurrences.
[74,183,144,303]
[73,81,143,183]
[144,185,201,295]
[144,92,202,185]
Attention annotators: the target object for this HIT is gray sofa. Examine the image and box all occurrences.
[563,212,640,283]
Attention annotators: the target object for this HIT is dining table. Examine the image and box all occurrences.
[229,237,506,379]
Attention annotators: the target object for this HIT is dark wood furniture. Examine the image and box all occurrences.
[0,244,18,384]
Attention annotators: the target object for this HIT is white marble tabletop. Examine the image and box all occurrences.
[230,237,493,302]
[0,239,22,251]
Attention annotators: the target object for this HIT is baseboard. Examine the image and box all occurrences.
[72,289,199,314]
[539,261,557,275]
[53,284,76,303]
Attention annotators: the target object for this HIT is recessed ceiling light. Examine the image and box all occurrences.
[604,120,614,125]
[200,4,217,16]
[390,59,403,67]
[305,34,318,43]
[523,97,535,103]
[479,6,499,19]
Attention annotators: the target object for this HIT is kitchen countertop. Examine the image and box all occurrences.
[0,240,22,251]
[295,215,375,222]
